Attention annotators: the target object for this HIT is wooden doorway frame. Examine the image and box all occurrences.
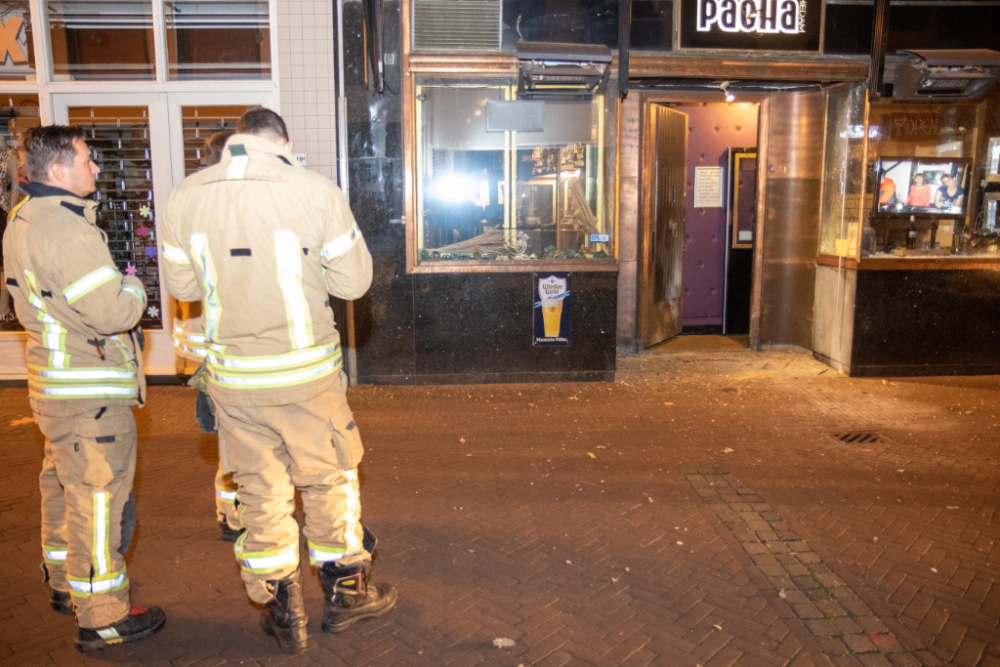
[618,91,770,352]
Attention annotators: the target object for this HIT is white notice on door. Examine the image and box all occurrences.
[694,166,724,208]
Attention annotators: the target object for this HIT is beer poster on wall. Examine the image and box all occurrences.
[534,273,571,346]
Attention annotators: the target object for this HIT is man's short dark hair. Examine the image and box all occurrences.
[236,108,289,142]
[204,130,235,167]
[22,125,86,183]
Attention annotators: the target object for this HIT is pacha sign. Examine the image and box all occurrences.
[679,0,823,52]
[697,0,803,34]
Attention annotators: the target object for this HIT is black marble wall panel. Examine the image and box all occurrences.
[341,0,618,384]
[406,273,617,384]
[851,270,1000,377]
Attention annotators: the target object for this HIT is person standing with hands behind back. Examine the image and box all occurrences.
[160,108,396,654]
[2,125,165,651]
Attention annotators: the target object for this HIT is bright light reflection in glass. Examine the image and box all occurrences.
[430,173,479,204]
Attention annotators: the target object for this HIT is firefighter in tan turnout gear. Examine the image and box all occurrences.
[160,108,396,654]
[2,126,166,651]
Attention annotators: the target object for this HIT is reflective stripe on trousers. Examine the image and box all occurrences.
[92,492,112,575]
[43,545,67,564]
[68,569,129,596]
[28,382,139,400]
[235,538,299,575]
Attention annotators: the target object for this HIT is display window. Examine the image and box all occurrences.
[818,84,867,259]
[411,77,616,271]
[863,99,994,260]
[819,90,1000,265]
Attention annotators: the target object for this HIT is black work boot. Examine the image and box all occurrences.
[50,589,73,615]
[41,563,73,615]
[219,521,245,543]
[260,570,308,653]
[75,605,166,652]
[318,562,397,633]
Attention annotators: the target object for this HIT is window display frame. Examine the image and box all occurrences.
[816,83,869,265]
[404,70,618,274]
[818,92,1000,271]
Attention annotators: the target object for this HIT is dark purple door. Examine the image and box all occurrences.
[674,104,759,328]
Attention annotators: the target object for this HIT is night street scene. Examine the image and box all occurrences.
[2,0,1000,666]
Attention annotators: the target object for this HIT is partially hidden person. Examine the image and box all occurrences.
[170,129,245,542]
[159,108,396,654]
[2,125,166,651]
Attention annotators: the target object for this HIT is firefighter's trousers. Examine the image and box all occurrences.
[215,383,369,603]
[37,407,136,629]
[215,463,241,529]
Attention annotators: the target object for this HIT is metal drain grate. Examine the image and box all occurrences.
[833,432,880,444]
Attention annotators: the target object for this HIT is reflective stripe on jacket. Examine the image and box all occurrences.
[172,299,206,362]
[2,182,147,416]
[161,133,372,407]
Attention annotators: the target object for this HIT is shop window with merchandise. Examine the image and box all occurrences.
[819,87,1000,267]
[410,78,617,272]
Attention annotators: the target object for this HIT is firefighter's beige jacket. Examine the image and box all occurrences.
[2,181,147,416]
[160,133,372,408]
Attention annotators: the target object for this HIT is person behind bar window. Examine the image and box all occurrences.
[905,173,933,208]
[159,108,396,654]
[935,173,965,211]
[1,125,165,651]
[879,175,897,209]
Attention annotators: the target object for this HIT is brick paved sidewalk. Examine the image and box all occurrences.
[1,348,998,667]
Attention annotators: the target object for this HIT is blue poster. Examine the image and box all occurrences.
[534,273,571,346]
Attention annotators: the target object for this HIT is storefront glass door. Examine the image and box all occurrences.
[53,92,271,374]
[52,93,174,373]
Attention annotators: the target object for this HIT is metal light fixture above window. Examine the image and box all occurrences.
[893,49,1000,100]
[516,41,611,99]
